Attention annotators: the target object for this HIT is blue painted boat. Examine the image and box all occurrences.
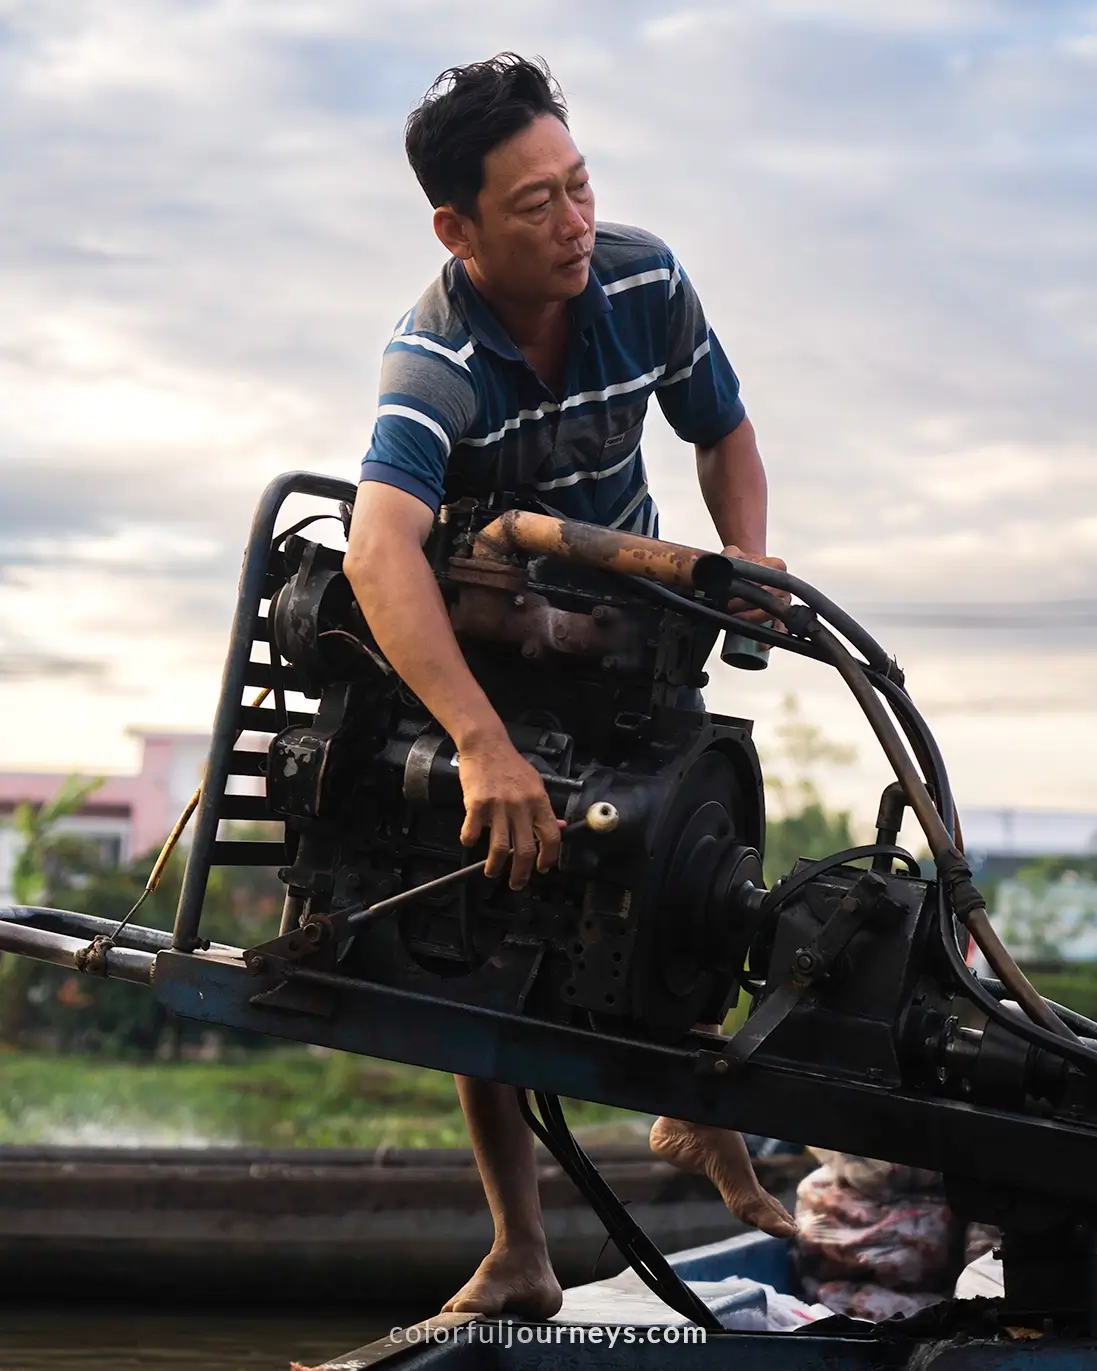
[301,1231,1097,1369]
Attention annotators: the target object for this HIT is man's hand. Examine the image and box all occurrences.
[345,483,564,892]
[457,731,563,890]
[721,545,791,626]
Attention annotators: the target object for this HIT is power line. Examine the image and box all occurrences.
[847,600,1097,630]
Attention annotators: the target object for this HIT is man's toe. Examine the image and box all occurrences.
[736,1191,798,1237]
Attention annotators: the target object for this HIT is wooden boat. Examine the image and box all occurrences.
[0,1143,807,1303]
[299,1231,1097,1371]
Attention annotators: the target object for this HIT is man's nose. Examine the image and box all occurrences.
[557,197,589,240]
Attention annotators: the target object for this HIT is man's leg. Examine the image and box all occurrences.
[441,1076,563,1318]
[649,1024,798,1238]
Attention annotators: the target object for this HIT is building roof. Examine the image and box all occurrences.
[960,807,1097,858]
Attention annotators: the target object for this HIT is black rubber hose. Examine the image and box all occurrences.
[762,844,921,917]
[627,577,958,837]
[722,577,790,621]
[534,1093,723,1330]
[625,575,832,665]
[633,557,1088,1065]
[806,618,1082,1044]
[977,976,1097,1040]
[517,1090,723,1330]
[936,888,1097,1072]
[716,556,898,679]
[829,634,1097,1066]
[272,512,345,549]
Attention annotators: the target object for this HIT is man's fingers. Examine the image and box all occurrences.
[508,812,538,890]
[460,800,487,849]
[484,813,512,880]
[727,601,772,623]
[534,803,564,874]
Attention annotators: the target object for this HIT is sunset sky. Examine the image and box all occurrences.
[2,1,1095,821]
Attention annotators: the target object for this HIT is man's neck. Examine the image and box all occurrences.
[463,261,568,351]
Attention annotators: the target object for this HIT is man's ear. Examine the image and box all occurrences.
[433,206,475,261]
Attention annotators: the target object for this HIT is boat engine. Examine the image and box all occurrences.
[253,494,961,1105]
[264,499,770,1043]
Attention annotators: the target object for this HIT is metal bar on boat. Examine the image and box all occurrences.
[0,915,155,984]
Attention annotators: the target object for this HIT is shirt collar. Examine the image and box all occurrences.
[449,258,612,361]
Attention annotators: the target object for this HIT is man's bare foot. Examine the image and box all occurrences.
[650,1116,798,1238]
[441,1238,563,1318]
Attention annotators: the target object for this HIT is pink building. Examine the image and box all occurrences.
[0,729,210,904]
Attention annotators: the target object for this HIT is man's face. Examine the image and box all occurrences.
[462,114,595,304]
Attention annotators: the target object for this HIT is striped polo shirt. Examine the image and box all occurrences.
[360,222,745,535]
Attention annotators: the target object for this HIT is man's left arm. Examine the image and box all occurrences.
[695,415,768,558]
[651,251,787,603]
[696,417,788,621]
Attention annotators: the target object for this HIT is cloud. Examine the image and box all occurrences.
[0,0,1094,810]
[0,653,108,683]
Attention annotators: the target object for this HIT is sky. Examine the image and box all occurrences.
[1,0,1095,822]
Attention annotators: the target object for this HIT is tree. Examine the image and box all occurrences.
[21,826,285,1058]
[759,695,858,886]
[0,774,103,1044]
[994,856,1097,964]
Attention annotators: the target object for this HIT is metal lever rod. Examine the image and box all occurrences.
[345,802,619,929]
[241,802,622,974]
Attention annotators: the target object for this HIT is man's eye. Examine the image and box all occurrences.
[525,199,550,213]
[571,180,591,196]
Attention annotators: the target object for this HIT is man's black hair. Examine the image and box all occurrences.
[405,53,568,218]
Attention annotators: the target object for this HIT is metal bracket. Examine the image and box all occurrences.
[721,870,902,1074]
[243,916,334,974]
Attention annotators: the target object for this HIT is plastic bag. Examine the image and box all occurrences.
[794,1153,961,1321]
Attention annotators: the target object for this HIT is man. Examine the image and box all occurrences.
[343,54,796,1318]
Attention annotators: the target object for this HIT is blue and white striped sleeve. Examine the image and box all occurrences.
[655,257,746,448]
[360,335,478,514]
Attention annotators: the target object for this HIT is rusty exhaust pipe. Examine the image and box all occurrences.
[471,510,717,593]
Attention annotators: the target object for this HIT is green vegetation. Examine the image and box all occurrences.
[0,1048,637,1149]
[0,775,284,1054]
[1,775,106,1044]
[760,695,857,886]
[994,855,1097,963]
[996,855,1097,1020]
[1026,966,1097,1024]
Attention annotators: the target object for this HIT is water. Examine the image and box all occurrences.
[0,1307,415,1371]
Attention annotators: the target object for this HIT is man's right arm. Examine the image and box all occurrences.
[343,480,561,889]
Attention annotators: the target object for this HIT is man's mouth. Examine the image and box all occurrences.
[559,250,591,269]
